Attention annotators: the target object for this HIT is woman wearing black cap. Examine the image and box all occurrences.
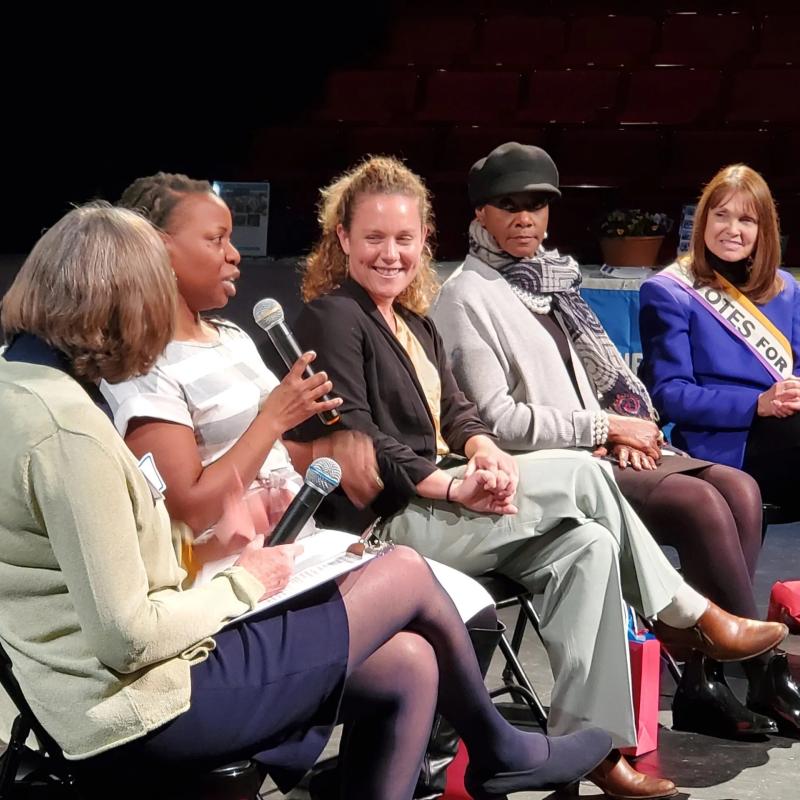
[289,154,792,800]
[431,142,800,755]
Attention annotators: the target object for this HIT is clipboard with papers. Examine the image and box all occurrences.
[194,529,378,624]
[192,521,493,626]
[235,530,377,622]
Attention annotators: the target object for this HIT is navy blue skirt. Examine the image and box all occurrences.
[82,581,349,792]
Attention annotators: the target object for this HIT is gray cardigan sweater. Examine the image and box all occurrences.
[431,255,602,451]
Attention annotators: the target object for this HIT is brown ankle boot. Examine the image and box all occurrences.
[652,601,788,663]
[589,751,678,799]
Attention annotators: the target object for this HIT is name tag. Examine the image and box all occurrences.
[137,452,167,501]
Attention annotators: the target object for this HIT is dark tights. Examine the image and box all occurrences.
[336,546,548,800]
[636,464,768,682]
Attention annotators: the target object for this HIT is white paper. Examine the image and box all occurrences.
[197,529,494,626]
[192,530,372,624]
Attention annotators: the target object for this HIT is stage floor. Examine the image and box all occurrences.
[273,521,800,800]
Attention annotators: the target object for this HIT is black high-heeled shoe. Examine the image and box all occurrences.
[463,727,612,799]
[672,653,777,738]
[747,652,800,738]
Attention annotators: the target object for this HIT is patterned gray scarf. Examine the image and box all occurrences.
[469,220,655,419]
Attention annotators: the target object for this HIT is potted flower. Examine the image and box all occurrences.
[599,209,673,267]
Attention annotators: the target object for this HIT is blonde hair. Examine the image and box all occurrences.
[1,204,176,382]
[683,163,782,304]
[302,156,439,314]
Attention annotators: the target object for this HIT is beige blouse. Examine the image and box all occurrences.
[394,313,450,458]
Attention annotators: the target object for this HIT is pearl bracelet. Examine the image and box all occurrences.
[592,411,610,447]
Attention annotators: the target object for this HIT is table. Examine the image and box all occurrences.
[580,265,653,372]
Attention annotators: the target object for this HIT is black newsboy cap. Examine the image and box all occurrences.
[468,142,561,207]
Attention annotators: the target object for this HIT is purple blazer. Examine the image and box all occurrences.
[639,268,800,468]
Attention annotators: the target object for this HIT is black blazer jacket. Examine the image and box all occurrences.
[287,279,493,522]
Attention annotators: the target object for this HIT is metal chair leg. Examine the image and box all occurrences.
[509,605,528,653]
[662,649,683,685]
[497,632,549,730]
[519,595,542,636]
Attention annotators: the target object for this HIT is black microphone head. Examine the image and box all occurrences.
[253,298,284,331]
[305,458,342,495]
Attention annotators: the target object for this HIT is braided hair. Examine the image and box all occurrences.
[119,172,213,230]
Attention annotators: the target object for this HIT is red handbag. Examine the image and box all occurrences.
[620,610,661,757]
[767,580,800,633]
[442,740,471,799]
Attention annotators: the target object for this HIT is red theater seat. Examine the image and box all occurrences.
[651,12,754,67]
[664,129,774,189]
[557,128,666,187]
[417,71,521,124]
[561,15,657,67]
[725,68,800,124]
[518,69,621,124]
[433,125,548,183]
[341,126,442,174]
[470,16,567,68]
[619,68,722,125]
[753,14,800,66]
[376,16,477,67]
[247,126,347,180]
[314,70,419,123]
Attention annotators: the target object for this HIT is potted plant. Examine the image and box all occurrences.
[599,209,673,267]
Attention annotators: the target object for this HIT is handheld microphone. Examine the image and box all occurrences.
[253,298,341,426]
[266,458,342,546]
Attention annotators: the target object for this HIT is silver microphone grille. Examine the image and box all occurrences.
[305,458,342,495]
[253,298,284,330]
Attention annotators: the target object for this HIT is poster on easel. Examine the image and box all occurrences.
[212,181,270,258]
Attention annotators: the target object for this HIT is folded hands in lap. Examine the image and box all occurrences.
[758,380,800,418]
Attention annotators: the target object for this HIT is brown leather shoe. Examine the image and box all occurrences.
[589,751,678,799]
[652,601,788,663]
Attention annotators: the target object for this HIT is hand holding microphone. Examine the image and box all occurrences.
[254,298,341,426]
[261,352,342,434]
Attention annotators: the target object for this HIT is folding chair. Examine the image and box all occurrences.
[0,639,261,799]
[475,573,549,729]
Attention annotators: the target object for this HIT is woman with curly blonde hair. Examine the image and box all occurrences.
[304,155,440,313]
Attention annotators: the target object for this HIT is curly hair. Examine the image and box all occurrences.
[2,204,175,382]
[302,156,439,314]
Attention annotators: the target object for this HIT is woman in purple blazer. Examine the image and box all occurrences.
[640,164,800,737]
[640,164,800,514]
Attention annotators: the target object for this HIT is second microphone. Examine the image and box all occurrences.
[253,297,341,426]
[266,458,342,546]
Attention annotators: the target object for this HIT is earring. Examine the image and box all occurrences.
[543,231,549,240]
[746,255,754,273]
